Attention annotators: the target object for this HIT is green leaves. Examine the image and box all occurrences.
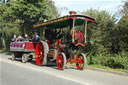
[82,2,128,70]
[0,0,58,48]
[116,16,128,51]
[82,9,117,54]
[120,1,128,16]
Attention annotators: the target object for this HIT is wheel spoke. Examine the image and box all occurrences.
[56,54,66,70]
[79,59,83,64]
[76,54,85,70]
[35,42,44,66]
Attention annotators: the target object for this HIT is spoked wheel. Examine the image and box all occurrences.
[76,53,86,70]
[12,53,16,61]
[35,42,45,66]
[22,54,28,63]
[56,52,66,70]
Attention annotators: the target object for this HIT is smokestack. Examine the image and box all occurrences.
[69,11,76,15]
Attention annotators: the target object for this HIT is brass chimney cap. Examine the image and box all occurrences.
[69,11,76,15]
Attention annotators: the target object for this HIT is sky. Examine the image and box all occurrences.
[52,0,125,16]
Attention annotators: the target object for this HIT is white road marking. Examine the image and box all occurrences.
[0,58,90,85]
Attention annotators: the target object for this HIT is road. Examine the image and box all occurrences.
[0,53,128,85]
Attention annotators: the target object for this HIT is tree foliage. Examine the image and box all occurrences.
[0,0,58,48]
[120,0,128,16]
[81,6,128,69]
[81,9,117,54]
[7,0,58,34]
[116,0,128,52]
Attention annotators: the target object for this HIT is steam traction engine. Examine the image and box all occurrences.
[33,11,96,70]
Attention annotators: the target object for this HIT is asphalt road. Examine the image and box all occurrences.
[0,53,128,85]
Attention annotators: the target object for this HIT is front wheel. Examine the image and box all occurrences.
[56,52,66,70]
[76,53,86,70]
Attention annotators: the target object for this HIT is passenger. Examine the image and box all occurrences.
[24,34,30,41]
[16,36,24,41]
[11,35,17,42]
[32,33,40,42]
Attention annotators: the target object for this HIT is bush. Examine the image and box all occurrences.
[87,52,128,70]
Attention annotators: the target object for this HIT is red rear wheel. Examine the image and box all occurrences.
[56,53,66,70]
[35,42,44,66]
[76,53,86,70]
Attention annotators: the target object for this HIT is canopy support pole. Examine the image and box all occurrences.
[72,19,75,42]
[84,21,87,43]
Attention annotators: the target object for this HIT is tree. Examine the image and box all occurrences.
[116,16,128,51]
[116,1,128,52]
[5,0,58,35]
[81,9,117,54]
[0,3,21,48]
[0,0,6,3]
[120,0,128,16]
[0,0,58,49]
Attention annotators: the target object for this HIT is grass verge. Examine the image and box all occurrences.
[87,64,128,73]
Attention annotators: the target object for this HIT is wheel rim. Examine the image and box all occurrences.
[12,53,16,60]
[76,54,84,70]
[57,54,64,70]
[35,42,44,66]
[22,54,27,63]
[22,56,25,62]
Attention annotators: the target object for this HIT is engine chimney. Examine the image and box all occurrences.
[69,11,76,15]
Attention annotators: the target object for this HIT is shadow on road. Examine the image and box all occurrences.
[8,57,79,70]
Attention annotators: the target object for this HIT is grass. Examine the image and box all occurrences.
[87,64,128,73]
[0,48,12,55]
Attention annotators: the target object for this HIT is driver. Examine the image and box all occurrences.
[70,30,78,42]
[70,30,84,43]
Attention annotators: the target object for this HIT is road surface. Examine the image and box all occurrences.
[0,53,128,85]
